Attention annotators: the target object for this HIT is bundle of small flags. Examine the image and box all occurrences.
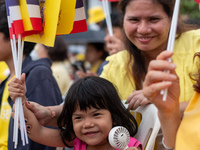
[5,0,87,148]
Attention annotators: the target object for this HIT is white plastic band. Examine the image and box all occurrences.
[162,137,174,150]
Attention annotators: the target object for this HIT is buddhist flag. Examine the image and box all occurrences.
[19,0,43,36]
[70,0,87,34]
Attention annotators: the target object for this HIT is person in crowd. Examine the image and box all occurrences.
[143,2,200,149]
[9,76,142,150]
[84,42,108,75]
[142,50,200,150]
[0,4,63,150]
[100,0,200,114]
[34,37,72,96]
[101,11,127,55]
[75,11,125,78]
[0,61,9,84]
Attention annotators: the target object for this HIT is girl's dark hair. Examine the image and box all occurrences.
[57,76,138,143]
[118,0,197,90]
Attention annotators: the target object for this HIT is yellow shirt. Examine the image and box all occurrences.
[100,29,200,102]
[0,79,12,150]
[0,62,9,83]
[176,92,200,150]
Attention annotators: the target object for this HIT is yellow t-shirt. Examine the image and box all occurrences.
[0,79,12,150]
[100,29,200,102]
[0,62,9,83]
[176,92,200,150]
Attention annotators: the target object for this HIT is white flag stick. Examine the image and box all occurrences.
[102,0,113,36]
[161,0,180,101]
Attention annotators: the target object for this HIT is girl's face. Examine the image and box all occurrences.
[123,0,171,55]
[72,106,113,148]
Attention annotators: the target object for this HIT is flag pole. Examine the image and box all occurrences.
[102,0,113,36]
[161,0,180,101]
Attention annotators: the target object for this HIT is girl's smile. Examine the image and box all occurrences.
[72,106,113,147]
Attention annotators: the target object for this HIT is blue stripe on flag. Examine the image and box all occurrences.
[26,0,40,5]
[6,0,19,6]
[76,0,84,8]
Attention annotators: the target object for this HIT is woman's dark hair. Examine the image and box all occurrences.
[57,76,138,144]
[190,53,200,93]
[44,36,68,61]
[118,0,197,90]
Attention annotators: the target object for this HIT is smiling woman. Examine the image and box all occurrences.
[100,0,200,148]
[100,0,200,113]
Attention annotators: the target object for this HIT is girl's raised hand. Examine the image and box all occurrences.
[8,73,27,102]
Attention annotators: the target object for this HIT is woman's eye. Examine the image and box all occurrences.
[150,18,159,22]
[129,18,138,22]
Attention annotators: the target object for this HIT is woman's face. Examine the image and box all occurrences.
[123,0,171,54]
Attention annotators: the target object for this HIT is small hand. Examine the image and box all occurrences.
[105,35,125,55]
[126,146,141,150]
[76,70,98,79]
[126,90,150,110]
[8,73,27,102]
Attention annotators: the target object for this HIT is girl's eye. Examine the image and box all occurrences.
[93,113,100,117]
[74,117,82,120]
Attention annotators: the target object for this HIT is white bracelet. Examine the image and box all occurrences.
[162,137,174,150]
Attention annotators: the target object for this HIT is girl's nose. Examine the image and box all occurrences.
[83,120,94,128]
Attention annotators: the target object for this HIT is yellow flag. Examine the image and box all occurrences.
[24,0,61,47]
[56,0,76,35]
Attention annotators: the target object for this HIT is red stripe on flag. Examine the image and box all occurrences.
[30,18,43,32]
[22,18,43,37]
[70,20,87,34]
[9,27,14,39]
[13,20,24,34]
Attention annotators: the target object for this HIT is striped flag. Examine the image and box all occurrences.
[70,0,87,34]
[24,0,62,47]
[5,1,14,39]
[20,0,43,36]
[6,0,24,36]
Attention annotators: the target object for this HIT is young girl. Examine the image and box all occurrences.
[11,76,142,150]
